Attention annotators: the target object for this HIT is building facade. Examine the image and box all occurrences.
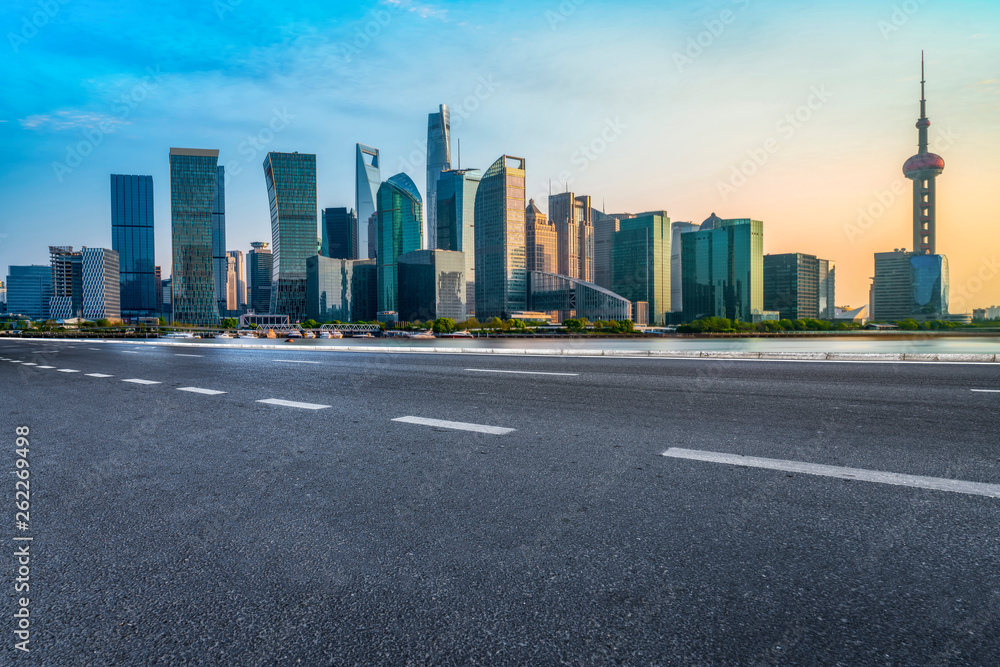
[397,249,466,322]
[426,104,451,250]
[437,168,480,315]
[549,192,594,283]
[355,144,381,260]
[376,173,423,316]
[593,209,621,290]
[211,166,227,316]
[763,253,821,321]
[49,246,83,319]
[170,148,221,326]
[611,211,672,325]
[247,242,273,313]
[321,207,358,260]
[226,250,246,313]
[871,250,915,321]
[527,272,632,322]
[264,152,317,321]
[5,266,51,320]
[82,247,121,320]
[111,174,157,318]
[670,221,699,313]
[681,215,764,322]
[474,155,527,321]
[818,259,836,319]
[306,256,377,323]
[526,199,557,275]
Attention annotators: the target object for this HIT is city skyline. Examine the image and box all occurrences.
[2,1,1000,311]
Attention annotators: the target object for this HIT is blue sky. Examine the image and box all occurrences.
[2,0,999,308]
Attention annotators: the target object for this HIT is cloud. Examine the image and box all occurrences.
[18,110,130,132]
[383,0,448,21]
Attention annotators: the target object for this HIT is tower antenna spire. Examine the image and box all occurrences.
[920,50,927,120]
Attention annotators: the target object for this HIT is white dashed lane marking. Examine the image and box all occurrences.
[256,398,330,410]
[86,374,114,378]
[37,366,56,369]
[392,416,515,435]
[177,387,227,396]
[466,368,579,377]
[122,379,160,385]
[971,389,1000,394]
[175,354,204,358]
[57,369,80,373]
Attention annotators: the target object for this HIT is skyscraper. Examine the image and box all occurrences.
[437,168,481,314]
[5,266,51,320]
[306,256,377,323]
[81,247,121,320]
[593,209,621,290]
[426,104,452,250]
[111,174,156,318]
[818,259,836,319]
[227,249,246,313]
[549,192,594,283]
[670,221,699,313]
[376,173,423,316]
[355,144,381,260]
[321,207,358,260]
[169,147,221,326]
[525,199,557,274]
[397,249,466,322]
[247,242,273,313]
[474,155,527,321]
[681,214,764,322]
[264,151,317,321]
[49,246,82,319]
[763,253,822,320]
[212,166,228,316]
[611,212,671,325]
[904,54,945,257]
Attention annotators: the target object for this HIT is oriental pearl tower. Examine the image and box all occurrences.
[903,52,945,256]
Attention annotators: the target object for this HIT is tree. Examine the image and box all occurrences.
[488,317,504,330]
[300,319,319,329]
[95,319,111,328]
[221,317,240,329]
[433,318,456,333]
[618,320,635,334]
[898,318,920,331]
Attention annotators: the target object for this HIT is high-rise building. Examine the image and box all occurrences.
[376,173,423,316]
[818,259,836,319]
[264,152,317,321]
[247,242,273,313]
[611,211,672,325]
[871,250,916,321]
[226,250,246,313]
[397,249,466,322]
[211,166,227,316]
[111,174,156,318]
[0,281,6,313]
[169,148,221,326]
[763,253,822,321]
[154,266,162,315]
[5,266,51,319]
[549,192,594,283]
[161,278,172,317]
[526,199,557,275]
[426,104,452,250]
[82,247,121,320]
[474,155,527,321]
[593,209,621,290]
[306,256,377,323]
[437,168,480,315]
[355,144,381,260]
[681,214,764,322]
[48,246,83,319]
[321,207,358,260]
[670,221,699,313]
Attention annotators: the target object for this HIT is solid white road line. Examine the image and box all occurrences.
[21,363,37,366]
[257,398,330,410]
[178,387,227,395]
[662,448,1000,499]
[86,373,114,378]
[89,348,102,351]
[465,368,579,377]
[971,389,1000,394]
[273,360,321,364]
[122,379,160,385]
[57,369,80,373]
[175,354,204,358]
[392,416,515,435]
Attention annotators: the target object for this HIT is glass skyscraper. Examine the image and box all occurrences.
[611,211,672,326]
[593,209,621,290]
[212,166,227,316]
[247,242,273,313]
[111,174,156,318]
[397,249,466,322]
[5,266,51,319]
[426,104,452,250]
[763,253,822,320]
[82,247,121,320]
[170,148,221,326]
[264,152,317,321]
[355,144,381,260]
[376,173,423,315]
[669,221,699,313]
[321,207,358,260]
[474,155,527,321]
[436,168,480,315]
[681,215,764,322]
[306,256,377,323]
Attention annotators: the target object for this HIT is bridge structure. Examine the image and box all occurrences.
[320,323,382,333]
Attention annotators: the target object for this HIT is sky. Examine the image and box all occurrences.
[1,0,999,311]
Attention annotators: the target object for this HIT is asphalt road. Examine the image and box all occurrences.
[2,339,999,665]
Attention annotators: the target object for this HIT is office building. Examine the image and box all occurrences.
[169,148,221,326]
[321,207,358,260]
[226,250,246,313]
[681,214,764,322]
[306,256,377,323]
[426,104,452,250]
[0,281,6,313]
[670,221,699,313]
[247,242,273,313]
[611,211,672,325]
[872,250,916,321]
[264,152,317,321]
[527,272,632,323]
[49,246,83,319]
[211,166,227,316]
[474,155,527,321]
[593,209,620,290]
[818,259,836,319]
[81,247,121,320]
[356,144,381,260]
[437,168,480,315]
[110,174,157,318]
[397,249,466,322]
[376,173,423,316]
[5,266,51,319]
[154,266,162,315]
[763,253,821,321]
[161,278,172,317]
[526,199,557,275]
[549,192,594,283]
